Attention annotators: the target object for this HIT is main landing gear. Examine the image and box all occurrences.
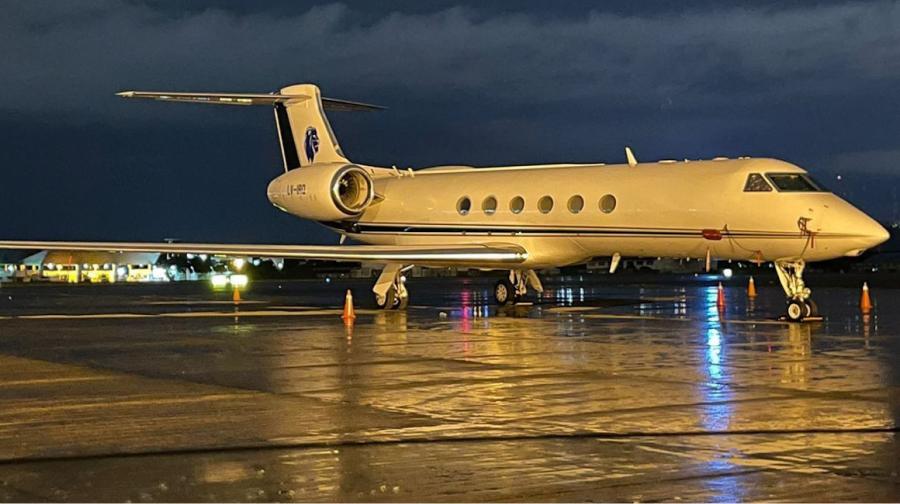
[371,266,544,310]
[494,270,544,306]
[373,264,409,310]
[774,259,819,322]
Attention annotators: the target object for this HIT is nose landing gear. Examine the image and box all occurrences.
[775,259,819,321]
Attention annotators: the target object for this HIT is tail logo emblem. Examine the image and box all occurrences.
[304,127,319,163]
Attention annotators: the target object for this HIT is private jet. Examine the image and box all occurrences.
[0,84,890,321]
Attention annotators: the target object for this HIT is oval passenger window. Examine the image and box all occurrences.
[509,196,525,214]
[457,196,471,215]
[482,196,498,215]
[567,195,584,214]
[538,196,554,214]
[599,194,616,214]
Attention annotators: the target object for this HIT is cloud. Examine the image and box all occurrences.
[820,148,900,175]
[2,1,899,120]
[2,1,899,241]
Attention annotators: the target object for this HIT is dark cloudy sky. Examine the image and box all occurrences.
[2,0,899,244]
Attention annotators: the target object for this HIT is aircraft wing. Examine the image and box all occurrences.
[0,241,527,267]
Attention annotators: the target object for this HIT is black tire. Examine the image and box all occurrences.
[494,279,515,306]
[786,299,805,321]
[804,299,819,318]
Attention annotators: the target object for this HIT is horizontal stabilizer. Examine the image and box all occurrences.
[0,241,526,266]
[116,91,385,111]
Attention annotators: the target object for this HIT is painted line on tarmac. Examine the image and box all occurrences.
[267,306,335,310]
[8,313,152,320]
[147,300,266,305]
[0,393,251,417]
[0,376,114,387]
[0,309,380,321]
[579,313,694,322]
[0,425,896,467]
[0,309,795,325]
[578,313,794,325]
[722,318,795,325]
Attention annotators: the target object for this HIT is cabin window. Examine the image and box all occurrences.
[599,194,617,213]
[482,196,498,215]
[766,173,824,192]
[509,196,525,214]
[743,173,773,192]
[456,196,471,215]
[538,196,554,214]
[567,195,584,214]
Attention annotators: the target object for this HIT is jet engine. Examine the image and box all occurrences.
[267,164,375,221]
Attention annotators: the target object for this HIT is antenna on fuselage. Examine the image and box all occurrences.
[625,146,638,167]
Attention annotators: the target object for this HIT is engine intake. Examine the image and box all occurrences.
[332,166,374,215]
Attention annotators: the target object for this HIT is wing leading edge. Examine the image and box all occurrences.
[0,241,527,267]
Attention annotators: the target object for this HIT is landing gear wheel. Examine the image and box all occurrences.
[375,291,393,309]
[804,299,818,318]
[786,299,805,322]
[376,287,406,310]
[494,279,516,306]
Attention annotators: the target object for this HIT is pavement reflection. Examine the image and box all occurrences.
[0,277,897,501]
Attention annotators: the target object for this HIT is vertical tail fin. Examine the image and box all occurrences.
[274,84,348,170]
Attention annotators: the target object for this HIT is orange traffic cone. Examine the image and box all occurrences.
[747,276,758,298]
[860,282,872,314]
[232,286,242,304]
[342,289,356,324]
[717,282,726,310]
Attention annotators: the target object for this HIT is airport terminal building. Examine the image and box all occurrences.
[1,250,161,283]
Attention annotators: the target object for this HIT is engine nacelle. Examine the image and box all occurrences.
[267,164,375,221]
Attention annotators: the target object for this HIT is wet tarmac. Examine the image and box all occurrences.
[0,275,897,502]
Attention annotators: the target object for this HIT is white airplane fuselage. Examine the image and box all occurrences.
[268,157,889,269]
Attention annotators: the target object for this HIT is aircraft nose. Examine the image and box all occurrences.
[867,220,891,248]
[857,212,890,249]
[835,202,890,257]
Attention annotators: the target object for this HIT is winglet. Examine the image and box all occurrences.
[625,146,638,167]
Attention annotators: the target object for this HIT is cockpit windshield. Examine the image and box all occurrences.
[765,173,826,192]
[743,173,773,192]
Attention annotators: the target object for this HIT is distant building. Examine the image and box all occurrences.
[2,250,162,283]
[1,251,34,282]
